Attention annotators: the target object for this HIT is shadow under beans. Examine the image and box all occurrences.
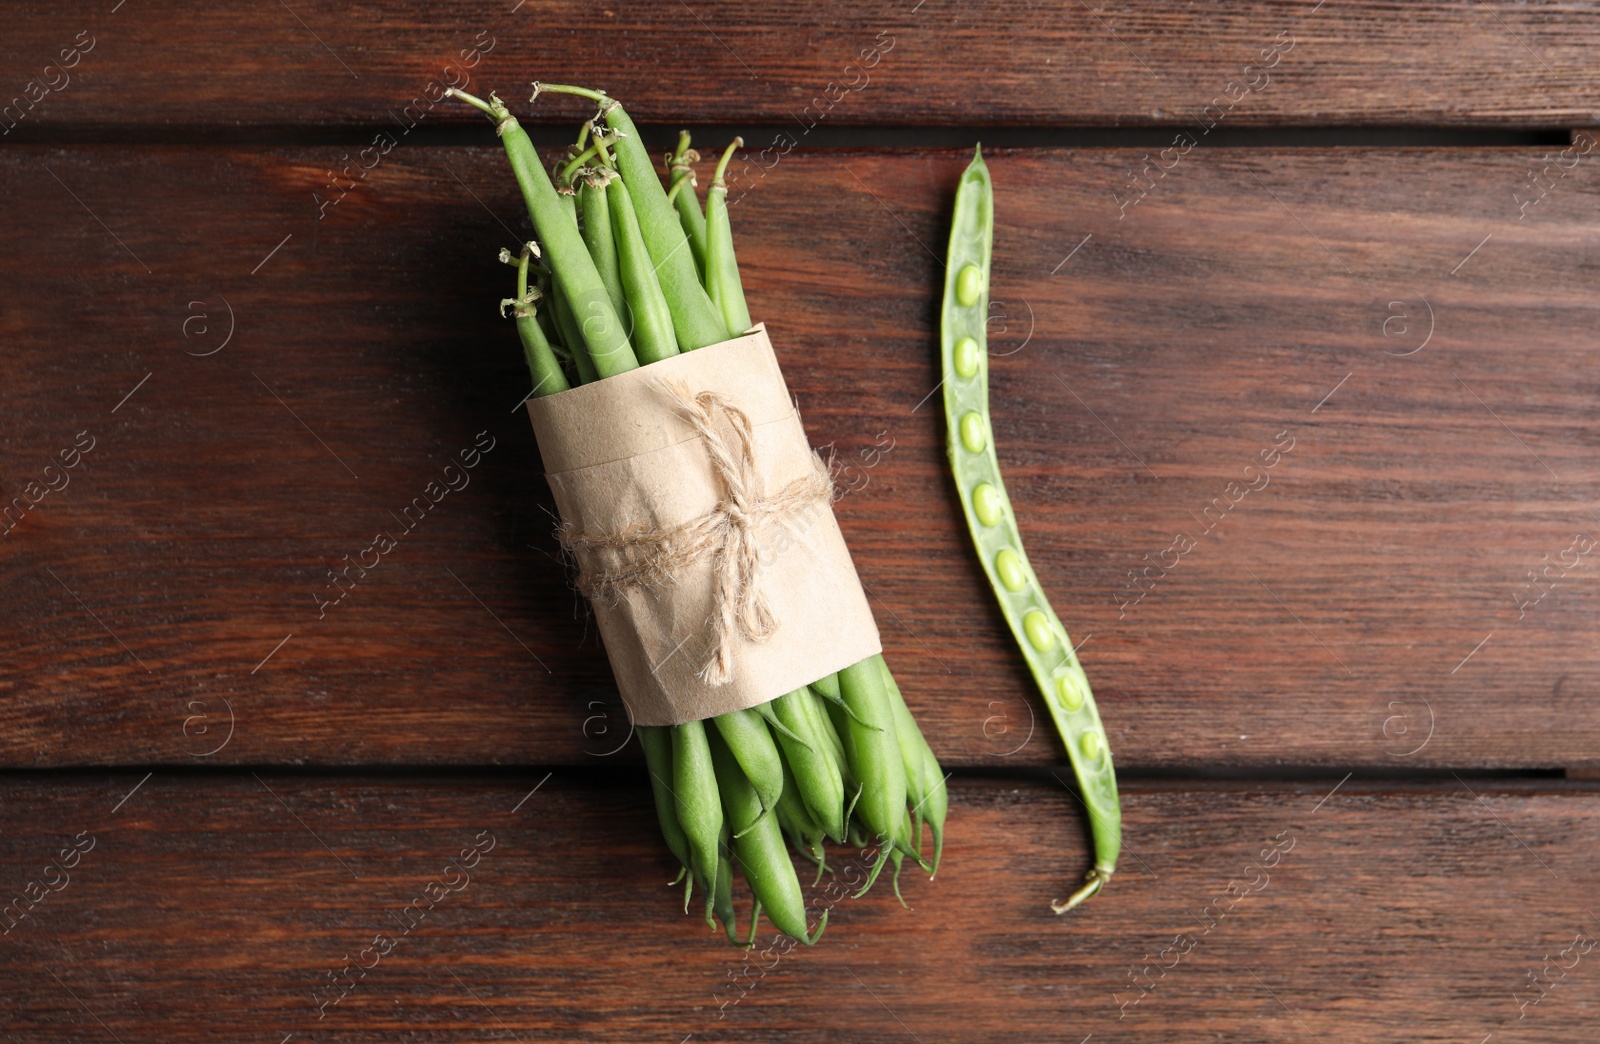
[379,150,617,712]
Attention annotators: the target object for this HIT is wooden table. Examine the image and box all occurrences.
[3,3,1598,1040]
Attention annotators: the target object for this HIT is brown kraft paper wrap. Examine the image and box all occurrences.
[525,324,882,726]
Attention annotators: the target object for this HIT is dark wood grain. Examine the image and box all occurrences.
[0,772,1595,1042]
[4,7,1592,1042]
[1,144,1597,769]
[1,2,1598,133]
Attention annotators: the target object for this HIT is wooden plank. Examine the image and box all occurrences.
[1,773,1596,1041]
[2,144,1598,768]
[1,2,1598,133]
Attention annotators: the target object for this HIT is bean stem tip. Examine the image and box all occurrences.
[712,137,743,186]
[1050,867,1112,915]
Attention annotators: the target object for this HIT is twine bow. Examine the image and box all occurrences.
[560,379,835,686]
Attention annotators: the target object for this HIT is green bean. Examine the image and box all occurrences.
[530,267,562,349]
[448,87,639,378]
[501,244,570,397]
[767,688,847,842]
[668,131,708,282]
[638,724,694,916]
[889,807,934,877]
[808,685,856,801]
[710,707,782,823]
[549,279,600,385]
[877,655,947,874]
[835,659,908,848]
[877,660,927,833]
[704,138,753,334]
[556,185,578,227]
[707,727,821,943]
[751,699,807,748]
[670,718,725,920]
[534,84,731,349]
[577,172,632,338]
[773,758,828,885]
[744,898,762,947]
[898,809,922,864]
[888,847,906,906]
[606,173,681,363]
[713,827,739,942]
[521,238,574,382]
[883,809,935,896]
[810,669,875,731]
[916,737,944,871]
[460,85,961,940]
[803,684,841,736]
[940,146,1118,912]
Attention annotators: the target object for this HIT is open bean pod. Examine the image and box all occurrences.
[939,147,1118,911]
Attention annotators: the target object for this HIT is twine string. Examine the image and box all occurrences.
[560,379,834,685]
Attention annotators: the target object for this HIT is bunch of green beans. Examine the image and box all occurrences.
[452,84,947,945]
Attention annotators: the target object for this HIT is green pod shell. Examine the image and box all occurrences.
[808,672,874,732]
[773,763,822,843]
[707,728,814,942]
[598,100,732,350]
[606,175,680,364]
[876,655,947,872]
[508,249,570,398]
[940,146,1118,910]
[704,141,752,335]
[531,268,563,350]
[675,190,708,283]
[752,699,808,748]
[508,246,572,397]
[669,154,708,281]
[713,826,738,942]
[670,719,724,898]
[877,657,928,821]
[448,88,632,377]
[637,725,691,873]
[514,311,570,397]
[769,688,847,842]
[808,686,854,794]
[577,175,632,336]
[710,707,783,820]
[549,280,600,385]
[835,658,908,846]
[497,109,635,377]
[774,759,828,887]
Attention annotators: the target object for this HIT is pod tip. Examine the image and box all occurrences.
[1050,867,1111,915]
